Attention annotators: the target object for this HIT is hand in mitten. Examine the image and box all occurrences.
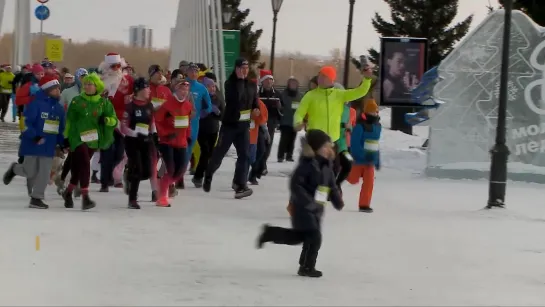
[33,136,44,145]
[375,162,381,171]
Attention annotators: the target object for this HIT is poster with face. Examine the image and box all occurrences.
[380,37,428,106]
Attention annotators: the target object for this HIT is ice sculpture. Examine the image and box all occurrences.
[426,10,545,183]
[405,66,445,125]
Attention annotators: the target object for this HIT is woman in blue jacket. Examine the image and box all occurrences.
[3,75,66,209]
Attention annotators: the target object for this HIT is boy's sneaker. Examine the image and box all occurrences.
[203,175,212,193]
[234,186,253,199]
[359,207,374,213]
[256,224,270,249]
[297,266,323,278]
[63,190,74,208]
[192,177,203,188]
[29,198,49,209]
[3,162,17,185]
[286,157,294,162]
[128,200,141,209]
[81,195,96,211]
[151,190,158,202]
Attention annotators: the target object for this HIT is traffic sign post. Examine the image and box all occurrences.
[34,3,51,61]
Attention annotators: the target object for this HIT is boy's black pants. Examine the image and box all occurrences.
[264,226,322,269]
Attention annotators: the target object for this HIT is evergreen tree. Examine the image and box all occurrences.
[222,0,263,65]
[368,0,473,68]
[498,0,545,26]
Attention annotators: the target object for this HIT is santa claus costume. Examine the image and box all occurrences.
[97,52,134,192]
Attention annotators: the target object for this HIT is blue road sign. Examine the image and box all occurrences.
[34,5,50,21]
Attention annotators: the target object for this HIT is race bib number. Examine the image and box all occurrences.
[175,116,189,128]
[315,185,330,204]
[80,129,99,142]
[151,98,165,108]
[43,120,59,134]
[364,140,379,152]
[135,123,149,135]
[292,102,299,109]
[239,110,251,121]
[250,120,255,129]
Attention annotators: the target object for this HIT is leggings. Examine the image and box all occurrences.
[125,137,154,201]
[158,144,186,199]
[69,144,95,189]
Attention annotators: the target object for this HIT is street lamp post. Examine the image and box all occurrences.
[343,0,356,88]
[269,0,284,73]
[486,0,512,209]
[222,4,232,29]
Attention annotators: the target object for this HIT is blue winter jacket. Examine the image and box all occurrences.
[187,78,212,136]
[350,118,381,168]
[20,90,66,157]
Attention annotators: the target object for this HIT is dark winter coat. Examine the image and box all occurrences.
[280,87,303,127]
[289,140,344,231]
[199,91,225,135]
[259,87,283,122]
[222,72,259,127]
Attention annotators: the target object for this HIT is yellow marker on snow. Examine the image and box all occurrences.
[35,236,40,251]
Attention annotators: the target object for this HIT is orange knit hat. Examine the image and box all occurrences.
[364,99,379,114]
[319,66,337,82]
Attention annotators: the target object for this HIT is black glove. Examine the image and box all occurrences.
[33,136,43,144]
[97,115,106,125]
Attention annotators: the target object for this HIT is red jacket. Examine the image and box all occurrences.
[154,94,193,148]
[150,83,172,108]
[108,75,134,120]
[15,82,36,106]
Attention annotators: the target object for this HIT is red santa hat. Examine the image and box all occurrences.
[105,52,122,65]
[39,75,60,90]
[259,69,273,83]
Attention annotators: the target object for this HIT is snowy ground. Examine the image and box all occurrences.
[1,109,544,306]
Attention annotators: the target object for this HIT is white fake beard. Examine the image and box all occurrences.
[102,69,124,96]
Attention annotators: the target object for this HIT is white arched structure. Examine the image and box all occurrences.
[170,0,227,90]
[0,0,31,67]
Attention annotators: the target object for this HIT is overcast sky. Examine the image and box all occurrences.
[0,0,496,56]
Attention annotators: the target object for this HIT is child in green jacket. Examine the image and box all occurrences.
[62,73,118,210]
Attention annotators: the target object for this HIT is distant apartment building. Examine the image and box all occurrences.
[129,25,153,48]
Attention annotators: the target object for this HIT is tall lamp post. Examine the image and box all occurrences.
[343,0,356,88]
[269,0,284,73]
[222,4,232,29]
[486,0,512,209]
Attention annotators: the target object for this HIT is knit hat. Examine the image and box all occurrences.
[364,99,379,114]
[39,75,60,91]
[235,58,249,68]
[105,52,121,65]
[82,73,105,94]
[319,66,337,82]
[32,63,44,74]
[305,130,331,152]
[259,69,273,83]
[202,77,215,88]
[75,68,88,79]
[133,77,149,93]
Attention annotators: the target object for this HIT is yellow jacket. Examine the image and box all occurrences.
[0,71,15,94]
[294,78,372,142]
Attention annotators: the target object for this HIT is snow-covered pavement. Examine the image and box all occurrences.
[0,110,544,306]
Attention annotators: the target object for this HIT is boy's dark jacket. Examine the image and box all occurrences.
[289,139,344,230]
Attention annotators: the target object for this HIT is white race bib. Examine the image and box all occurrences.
[80,129,99,142]
[364,140,379,152]
[239,110,251,121]
[291,103,299,109]
[43,120,59,134]
[315,185,330,204]
[151,98,165,108]
[343,152,353,161]
[175,116,189,128]
[135,123,149,135]
[250,120,255,129]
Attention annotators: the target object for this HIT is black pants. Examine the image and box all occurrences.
[206,124,249,187]
[125,137,153,201]
[159,144,186,180]
[61,152,72,181]
[0,93,10,120]
[249,128,267,181]
[261,120,278,171]
[277,125,296,160]
[194,131,218,180]
[335,150,353,187]
[100,130,125,187]
[264,226,322,269]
